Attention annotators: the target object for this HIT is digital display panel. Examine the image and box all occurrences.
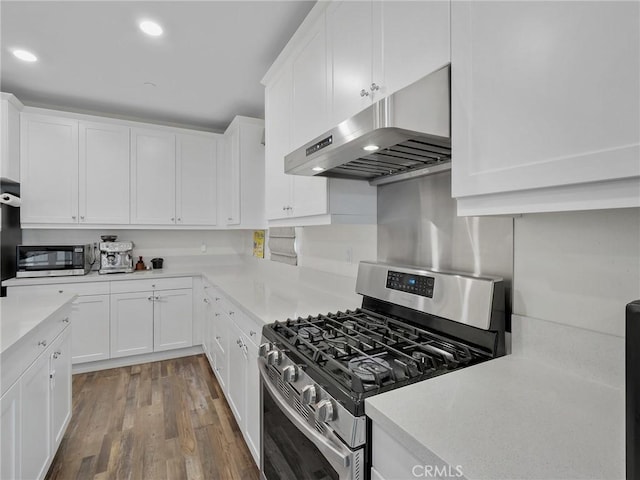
[386,270,435,298]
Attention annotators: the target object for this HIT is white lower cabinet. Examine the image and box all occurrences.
[50,328,72,449]
[111,286,193,358]
[202,284,261,466]
[110,292,155,358]
[153,289,193,351]
[20,345,52,480]
[0,381,21,480]
[0,314,72,480]
[71,294,110,363]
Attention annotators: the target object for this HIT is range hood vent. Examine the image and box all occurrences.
[285,65,451,186]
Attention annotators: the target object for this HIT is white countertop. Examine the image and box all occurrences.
[0,293,77,355]
[2,255,363,326]
[365,354,625,480]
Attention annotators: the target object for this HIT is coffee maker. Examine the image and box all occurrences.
[99,236,134,274]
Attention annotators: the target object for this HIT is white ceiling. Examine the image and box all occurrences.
[1,1,315,132]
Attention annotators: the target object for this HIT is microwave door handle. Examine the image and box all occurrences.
[259,361,351,472]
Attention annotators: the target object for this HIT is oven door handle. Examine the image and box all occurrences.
[259,361,351,471]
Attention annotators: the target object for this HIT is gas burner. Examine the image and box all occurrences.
[348,355,391,383]
[298,326,322,341]
[343,320,356,330]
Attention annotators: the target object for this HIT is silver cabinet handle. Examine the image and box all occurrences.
[250,330,257,337]
[71,215,77,220]
[171,217,175,222]
[38,340,47,347]
[215,336,221,340]
[282,206,286,211]
[148,296,154,301]
[62,317,70,324]
[215,297,220,301]
[177,218,182,222]
[228,311,234,315]
[370,82,380,92]
[58,290,64,294]
[52,351,61,359]
[203,298,210,304]
[80,216,85,221]
[360,89,369,97]
[214,312,220,317]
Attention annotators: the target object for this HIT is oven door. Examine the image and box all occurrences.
[259,362,363,480]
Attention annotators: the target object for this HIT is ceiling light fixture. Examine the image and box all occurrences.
[139,20,163,37]
[12,49,38,62]
[363,145,380,152]
[312,166,324,172]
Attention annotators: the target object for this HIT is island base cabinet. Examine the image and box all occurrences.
[20,349,52,480]
[50,328,72,449]
[0,382,21,480]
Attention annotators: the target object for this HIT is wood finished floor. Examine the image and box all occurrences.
[45,354,259,480]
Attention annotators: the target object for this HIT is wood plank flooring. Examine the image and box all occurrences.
[45,354,259,480]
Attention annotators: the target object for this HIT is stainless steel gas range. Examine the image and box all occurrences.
[258,261,506,480]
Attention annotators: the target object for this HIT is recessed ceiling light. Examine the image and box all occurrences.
[363,145,379,152]
[139,20,163,37]
[12,49,38,62]
[312,166,324,172]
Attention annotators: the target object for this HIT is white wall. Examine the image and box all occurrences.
[295,225,377,278]
[513,207,640,338]
[22,229,252,260]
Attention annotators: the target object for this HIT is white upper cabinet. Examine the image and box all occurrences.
[176,133,218,225]
[326,0,450,126]
[291,13,330,149]
[79,121,130,224]
[265,68,295,221]
[1,93,23,182]
[20,113,79,224]
[327,0,374,125]
[451,1,640,215]
[222,116,266,229]
[130,128,176,225]
[374,1,450,97]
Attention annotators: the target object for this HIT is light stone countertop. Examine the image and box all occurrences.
[2,254,363,325]
[365,354,625,480]
[0,293,77,355]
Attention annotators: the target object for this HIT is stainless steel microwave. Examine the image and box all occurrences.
[16,245,93,278]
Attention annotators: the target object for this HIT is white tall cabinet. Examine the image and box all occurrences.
[451,1,640,215]
[20,114,79,224]
[1,93,23,182]
[0,381,21,480]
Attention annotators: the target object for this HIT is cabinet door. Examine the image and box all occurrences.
[244,338,260,465]
[291,15,329,150]
[176,134,218,226]
[265,68,294,220]
[211,298,229,391]
[375,1,450,97]
[50,328,71,450]
[222,128,241,225]
[20,114,79,224]
[130,128,176,224]
[451,1,640,212]
[291,176,328,218]
[0,381,21,480]
[110,292,154,358]
[79,122,130,224]
[1,96,21,182]
[327,0,373,125]
[226,324,246,428]
[20,350,51,480]
[153,288,193,352]
[71,295,110,364]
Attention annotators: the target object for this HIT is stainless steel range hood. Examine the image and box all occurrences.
[285,65,450,186]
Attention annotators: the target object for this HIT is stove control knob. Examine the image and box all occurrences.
[282,365,298,383]
[258,343,272,358]
[267,350,282,366]
[315,399,336,422]
[300,385,317,405]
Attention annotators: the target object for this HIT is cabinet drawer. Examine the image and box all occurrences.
[110,276,192,293]
[1,310,70,397]
[218,296,261,346]
[8,282,109,297]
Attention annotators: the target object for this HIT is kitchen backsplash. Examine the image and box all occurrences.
[21,229,252,260]
[513,207,640,338]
